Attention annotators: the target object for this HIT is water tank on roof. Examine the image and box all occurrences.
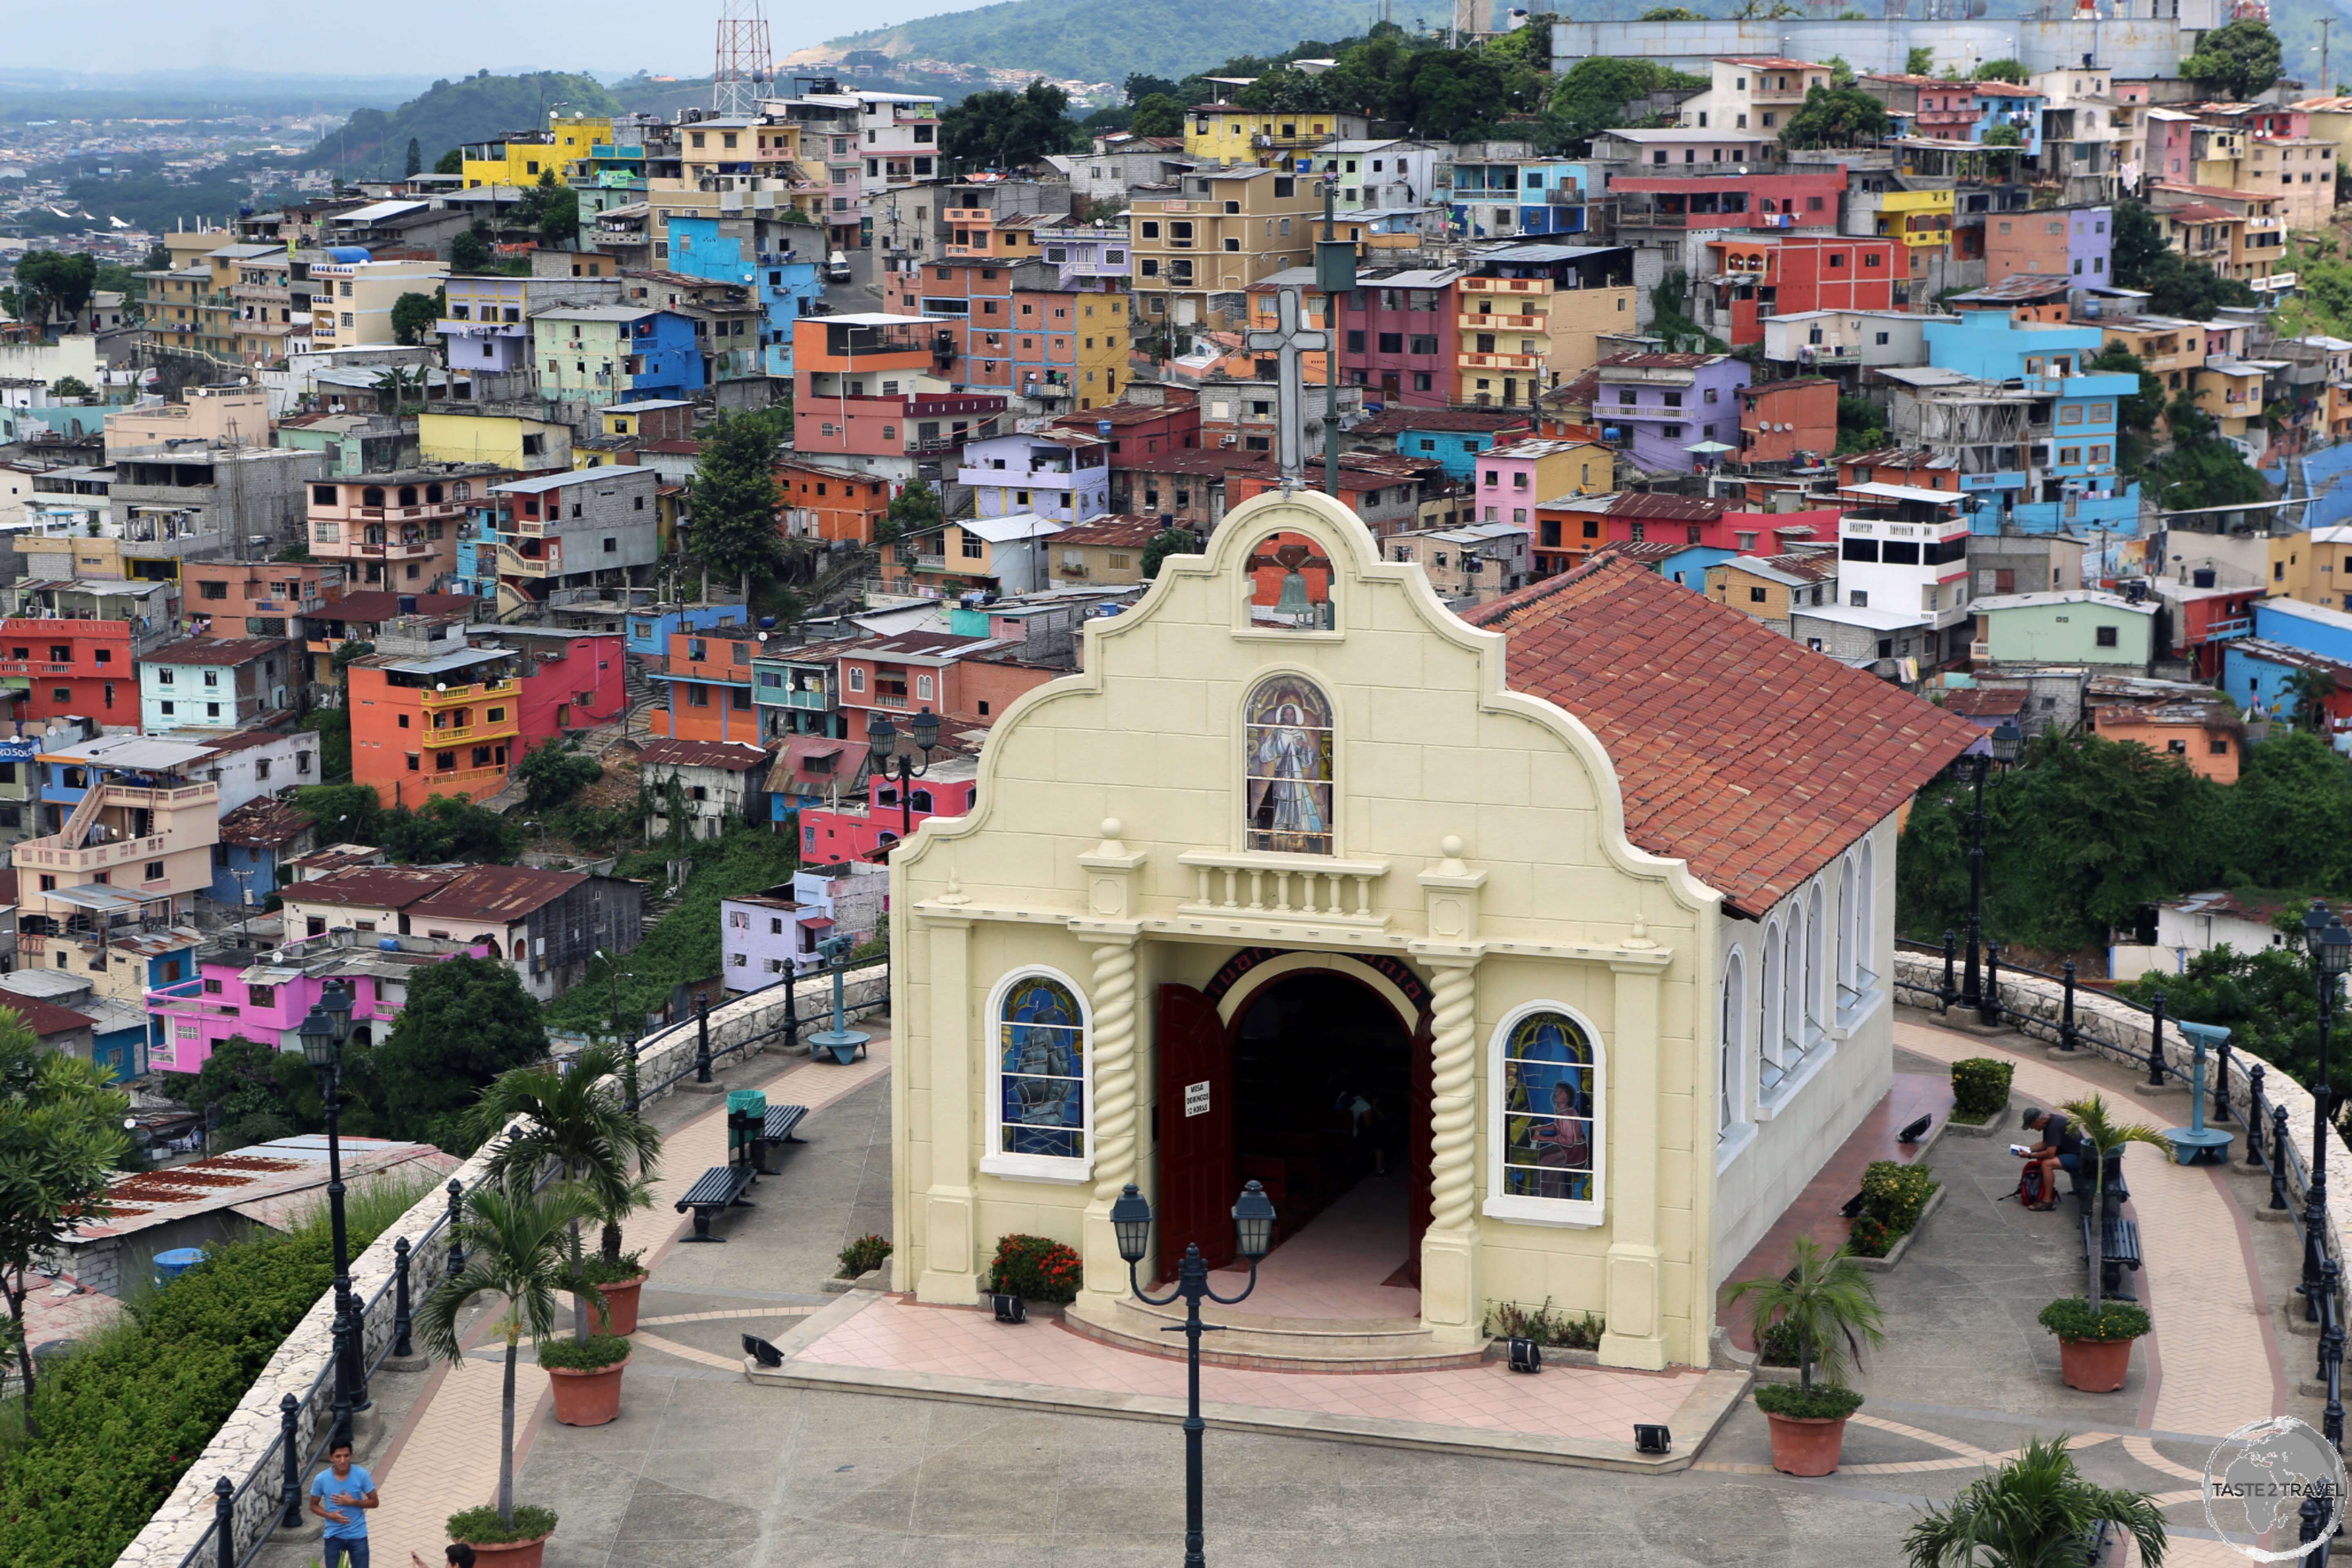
[324,247,372,263]
[381,938,401,951]
[153,1247,206,1285]
[2193,567,2218,588]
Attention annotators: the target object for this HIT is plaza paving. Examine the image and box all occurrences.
[257,1011,2323,1568]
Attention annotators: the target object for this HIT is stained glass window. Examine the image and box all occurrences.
[1499,1011,1597,1203]
[998,975,1085,1159]
[1243,675,1334,855]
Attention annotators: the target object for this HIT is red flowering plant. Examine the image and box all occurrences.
[988,1233,1083,1304]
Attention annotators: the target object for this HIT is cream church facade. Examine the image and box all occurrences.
[885,489,1975,1370]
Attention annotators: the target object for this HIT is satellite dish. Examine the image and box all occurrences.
[435,682,448,692]
[757,631,768,641]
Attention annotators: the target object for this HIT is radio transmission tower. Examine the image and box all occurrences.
[714,0,774,117]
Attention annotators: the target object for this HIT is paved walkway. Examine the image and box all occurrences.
[324,1040,891,1568]
[262,1010,2317,1568]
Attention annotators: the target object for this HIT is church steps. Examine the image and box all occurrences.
[1061,1298,1490,1373]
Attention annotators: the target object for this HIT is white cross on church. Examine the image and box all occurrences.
[1245,285,1327,488]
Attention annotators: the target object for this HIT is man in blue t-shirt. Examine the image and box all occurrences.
[308,1438,379,1568]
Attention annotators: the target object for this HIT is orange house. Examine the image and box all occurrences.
[646,625,761,744]
[347,645,522,808]
[1737,377,1838,465]
[2093,699,2243,783]
[777,458,893,546]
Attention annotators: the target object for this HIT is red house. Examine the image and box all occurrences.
[799,753,980,862]
[1336,267,1461,409]
[1051,396,1203,512]
[1705,234,1900,346]
[0,618,138,727]
[1737,377,1838,464]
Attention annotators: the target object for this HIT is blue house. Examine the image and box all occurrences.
[1512,160,1588,237]
[668,216,823,379]
[1368,411,1535,481]
[210,795,316,908]
[1655,543,1737,590]
[1922,308,2141,536]
[1971,86,2047,156]
[624,602,750,662]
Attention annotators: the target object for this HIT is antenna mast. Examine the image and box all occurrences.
[714,0,774,117]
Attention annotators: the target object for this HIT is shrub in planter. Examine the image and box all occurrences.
[1847,1214,1893,1259]
[571,1250,647,1334]
[1859,1160,1938,1234]
[539,1332,631,1427]
[2039,1297,2151,1392]
[1753,1383,1865,1421]
[1950,1058,2014,1124]
[448,1503,559,1567]
[1485,1297,1605,1350]
[837,1233,893,1279]
[1725,1237,1885,1476]
[987,1234,1082,1303]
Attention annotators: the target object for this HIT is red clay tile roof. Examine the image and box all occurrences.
[0,996,96,1040]
[1463,556,1981,916]
[637,738,774,772]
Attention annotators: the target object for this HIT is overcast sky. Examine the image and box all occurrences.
[11,0,986,80]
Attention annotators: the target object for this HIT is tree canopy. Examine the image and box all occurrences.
[940,80,1086,170]
[1129,93,1185,138]
[389,287,444,347]
[1971,58,2029,84]
[1,251,100,333]
[1541,58,1705,153]
[686,410,788,591]
[373,956,549,1151]
[2181,19,2282,100]
[1777,84,1892,150]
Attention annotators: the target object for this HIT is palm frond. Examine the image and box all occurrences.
[1904,1436,2167,1568]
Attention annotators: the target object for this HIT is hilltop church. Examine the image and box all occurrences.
[885,489,1976,1369]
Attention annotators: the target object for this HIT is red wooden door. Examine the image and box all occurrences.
[1405,1015,1433,1286]
[1156,983,1236,1280]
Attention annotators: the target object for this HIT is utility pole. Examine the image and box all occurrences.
[2324,18,2334,98]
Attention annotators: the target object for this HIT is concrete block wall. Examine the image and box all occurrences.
[116,959,887,1568]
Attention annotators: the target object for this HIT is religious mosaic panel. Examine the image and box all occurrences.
[1500,1011,1597,1202]
[1244,674,1334,855]
[1244,531,1337,631]
[999,975,1085,1158]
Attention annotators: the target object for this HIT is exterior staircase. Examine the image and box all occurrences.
[1061,1296,1486,1374]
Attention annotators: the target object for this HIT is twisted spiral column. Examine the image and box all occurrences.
[1089,938,1140,1201]
[1427,958,1479,1234]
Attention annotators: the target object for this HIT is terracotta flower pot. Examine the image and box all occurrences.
[545,1355,630,1426]
[2058,1334,2136,1392]
[1763,1412,1851,1476]
[588,1274,648,1336]
[454,1534,551,1568]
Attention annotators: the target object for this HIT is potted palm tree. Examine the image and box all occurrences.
[2040,1094,2166,1392]
[417,1184,598,1568]
[1725,1236,1886,1476]
[474,1043,662,1345]
[1905,1434,2168,1566]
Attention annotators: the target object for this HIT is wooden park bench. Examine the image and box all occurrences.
[675,1160,756,1243]
[733,1103,808,1176]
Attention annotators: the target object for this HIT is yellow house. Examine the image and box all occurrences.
[1705,552,1838,633]
[417,410,574,471]
[2194,359,2269,446]
[1452,271,1638,407]
[880,488,1976,1372]
[1183,105,1371,166]
[1877,188,1954,256]
[462,114,612,188]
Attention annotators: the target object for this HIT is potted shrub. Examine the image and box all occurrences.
[836,1232,892,1283]
[1726,1236,1886,1476]
[573,1246,650,1336]
[1904,1434,2167,1565]
[2038,1297,2151,1392]
[418,1184,599,1568]
[1848,1159,1939,1259]
[474,1043,663,1345]
[539,1331,633,1426]
[987,1234,1082,1310]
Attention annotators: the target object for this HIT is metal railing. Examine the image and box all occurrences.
[176,953,890,1568]
[1895,933,2345,1450]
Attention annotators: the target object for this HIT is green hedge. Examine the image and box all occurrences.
[1950,1057,2015,1123]
[0,1189,416,1564]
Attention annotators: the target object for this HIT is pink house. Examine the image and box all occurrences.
[798,754,978,863]
[2146,110,2196,188]
[147,930,490,1074]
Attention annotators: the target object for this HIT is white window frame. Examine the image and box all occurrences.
[1482,1000,1607,1229]
[1757,917,1786,1095]
[979,965,1094,1185]
[1719,946,1756,1166]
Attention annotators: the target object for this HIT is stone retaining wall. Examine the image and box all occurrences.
[115,961,886,1568]
[1892,949,2350,1306]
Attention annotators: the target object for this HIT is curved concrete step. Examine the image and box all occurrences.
[1061,1297,1488,1373]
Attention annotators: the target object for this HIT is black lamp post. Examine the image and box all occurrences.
[864,706,942,842]
[2302,902,2352,1320]
[1111,1180,1276,1568]
[299,980,368,1441]
[1958,717,2023,1015]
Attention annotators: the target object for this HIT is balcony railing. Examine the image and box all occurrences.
[17,832,172,874]
[1460,312,1544,331]
[1175,850,1391,931]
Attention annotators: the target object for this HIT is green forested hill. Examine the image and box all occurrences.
[826,0,1383,82]
[303,71,625,176]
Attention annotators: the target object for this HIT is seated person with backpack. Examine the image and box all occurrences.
[2016,1106,2085,1211]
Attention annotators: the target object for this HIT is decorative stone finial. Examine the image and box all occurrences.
[1624,913,1657,950]
[937,871,969,906]
[1434,835,1469,876]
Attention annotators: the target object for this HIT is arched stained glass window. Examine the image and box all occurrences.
[1243,675,1334,855]
[998,974,1086,1159]
[1497,1011,1598,1205]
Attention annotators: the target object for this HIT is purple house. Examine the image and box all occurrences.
[2067,205,2113,287]
[1596,351,1751,477]
[147,929,490,1075]
[721,862,890,991]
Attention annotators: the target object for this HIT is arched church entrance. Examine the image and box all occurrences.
[1154,951,1431,1319]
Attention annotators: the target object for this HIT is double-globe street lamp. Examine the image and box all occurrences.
[865,707,942,842]
[297,980,368,1444]
[1958,716,2024,1020]
[1110,1180,1278,1568]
